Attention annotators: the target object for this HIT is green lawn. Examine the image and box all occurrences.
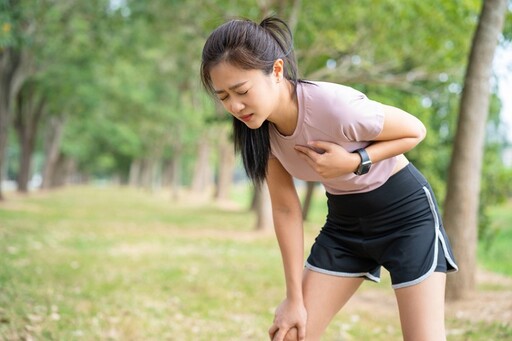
[478,201,512,276]
[0,186,510,340]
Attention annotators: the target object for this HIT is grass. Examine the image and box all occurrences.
[478,200,512,276]
[0,185,511,340]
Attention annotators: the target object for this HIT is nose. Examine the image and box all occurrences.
[229,100,245,115]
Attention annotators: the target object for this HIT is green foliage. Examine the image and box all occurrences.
[2,0,511,226]
[478,199,512,276]
[504,4,512,40]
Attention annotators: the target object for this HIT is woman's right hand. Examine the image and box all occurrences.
[268,298,307,341]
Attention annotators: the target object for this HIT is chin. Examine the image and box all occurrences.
[245,120,265,130]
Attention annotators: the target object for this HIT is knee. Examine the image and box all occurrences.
[283,327,298,341]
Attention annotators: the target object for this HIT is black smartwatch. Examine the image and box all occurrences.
[354,148,372,175]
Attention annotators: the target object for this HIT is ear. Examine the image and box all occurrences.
[273,59,284,81]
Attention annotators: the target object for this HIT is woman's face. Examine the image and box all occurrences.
[209,61,281,129]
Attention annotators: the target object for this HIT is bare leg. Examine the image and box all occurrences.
[297,269,364,341]
[394,272,447,341]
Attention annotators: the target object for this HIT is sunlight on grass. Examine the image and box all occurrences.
[1,186,511,340]
[478,199,512,276]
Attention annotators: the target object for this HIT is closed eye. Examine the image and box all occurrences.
[219,89,248,101]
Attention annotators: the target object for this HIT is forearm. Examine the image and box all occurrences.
[273,210,305,301]
[364,136,422,165]
[365,104,426,164]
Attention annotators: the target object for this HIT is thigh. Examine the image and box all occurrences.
[301,269,364,341]
[395,272,447,341]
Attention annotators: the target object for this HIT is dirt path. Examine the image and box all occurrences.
[445,269,512,326]
[343,268,512,327]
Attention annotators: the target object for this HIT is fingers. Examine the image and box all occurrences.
[308,140,333,153]
[297,324,306,341]
[269,325,303,341]
[285,327,299,341]
[294,145,318,159]
[268,324,278,340]
[270,328,288,341]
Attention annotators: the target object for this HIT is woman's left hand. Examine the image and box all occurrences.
[294,141,360,178]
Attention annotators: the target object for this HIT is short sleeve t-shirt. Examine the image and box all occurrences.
[269,81,397,195]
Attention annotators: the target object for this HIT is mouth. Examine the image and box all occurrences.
[239,114,253,122]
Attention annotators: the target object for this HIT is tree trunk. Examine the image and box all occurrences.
[14,82,46,193]
[169,145,183,201]
[214,126,235,202]
[50,153,73,188]
[128,159,142,187]
[254,181,273,231]
[139,158,153,189]
[0,48,31,199]
[191,136,213,194]
[42,116,65,189]
[302,182,316,220]
[443,0,507,300]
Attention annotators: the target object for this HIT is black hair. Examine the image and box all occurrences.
[200,16,299,185]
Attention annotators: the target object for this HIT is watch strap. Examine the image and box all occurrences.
[354,148,372,175]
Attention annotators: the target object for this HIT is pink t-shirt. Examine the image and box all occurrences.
[269,81,397,194]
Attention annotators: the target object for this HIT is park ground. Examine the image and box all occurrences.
[0,186,511,340]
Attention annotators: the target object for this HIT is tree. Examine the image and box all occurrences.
[443,0,508,300]
[0,1,34,199]
[13,80,45,192]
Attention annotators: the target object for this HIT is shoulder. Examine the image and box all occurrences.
[301,81,366,104]
[300,81,373,119]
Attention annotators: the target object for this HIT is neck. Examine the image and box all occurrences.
[268,80,298,136]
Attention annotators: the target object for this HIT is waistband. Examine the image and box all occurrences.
[326,163,428,217]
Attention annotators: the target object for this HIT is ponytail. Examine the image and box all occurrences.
[200,15,299,186]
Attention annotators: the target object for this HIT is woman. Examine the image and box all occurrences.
[200,16,458,341]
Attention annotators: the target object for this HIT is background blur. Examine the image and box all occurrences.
[1,1,512,340]
[0,0,511,205]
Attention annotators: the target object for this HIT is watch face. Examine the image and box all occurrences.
[359,164,370,175]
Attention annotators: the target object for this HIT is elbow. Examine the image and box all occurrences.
[418,123,427,142]
[272,203,303,222]
[411,116,427,143]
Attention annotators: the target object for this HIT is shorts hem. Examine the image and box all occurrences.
[391,186,459,290]
[423,186,459,274]
[305,261,380,283]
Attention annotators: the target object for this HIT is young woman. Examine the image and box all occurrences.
[200,16,458,341]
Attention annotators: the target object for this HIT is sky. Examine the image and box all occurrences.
[495,44,512,143]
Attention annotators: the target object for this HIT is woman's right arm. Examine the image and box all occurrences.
[266,158,307,341]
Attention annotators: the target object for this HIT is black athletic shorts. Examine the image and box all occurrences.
[305,163,458,289]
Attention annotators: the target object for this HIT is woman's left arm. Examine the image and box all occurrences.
[364,104,426,163]
[294,104,426,178]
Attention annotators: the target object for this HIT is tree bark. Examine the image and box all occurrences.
[128,159,142,187]
[301,182,316,220]
[169,144,183,201]
[191,136,213,194]
[42,116,65,189]
[443,0,507,300]
[14,82,46,192]
[50,153,73,188]
[214,125,235,202]
[0,48,32,199]
[254,181,273,231]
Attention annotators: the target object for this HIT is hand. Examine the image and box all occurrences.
[268,298,307,341]
[294,141,360,178]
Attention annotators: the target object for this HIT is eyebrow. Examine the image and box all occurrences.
[214,81,248,94]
